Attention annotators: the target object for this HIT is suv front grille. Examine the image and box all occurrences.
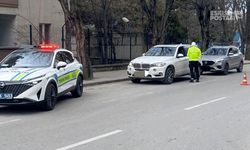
[0,84,32,97]
[133,63,151,70]
[202,61,214,65]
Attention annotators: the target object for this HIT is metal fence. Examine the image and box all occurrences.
[86,29,151,65]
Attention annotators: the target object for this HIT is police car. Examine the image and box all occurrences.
[0,44,83,110]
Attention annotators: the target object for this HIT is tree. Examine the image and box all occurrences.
[183,0,215,52]
[233,0,250,59]
[89,0,114,64]
[58,0,93,79]
[140,0,175,45]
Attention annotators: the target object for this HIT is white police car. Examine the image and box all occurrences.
[0,44,83,110]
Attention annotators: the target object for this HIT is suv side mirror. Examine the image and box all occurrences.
[177,53,184,57]
[57,61,67,70]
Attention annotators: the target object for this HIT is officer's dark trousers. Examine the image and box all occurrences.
[189,61,199,79]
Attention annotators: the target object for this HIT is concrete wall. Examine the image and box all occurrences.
[0,0,64,47]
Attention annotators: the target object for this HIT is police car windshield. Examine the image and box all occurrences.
[0,50,54,68]
[204,48,228,55]
[145,47,176,56]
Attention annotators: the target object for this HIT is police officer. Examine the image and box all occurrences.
[187,42,202,82]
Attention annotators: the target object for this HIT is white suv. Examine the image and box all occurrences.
[127,44,201,84]
[0,45,83,110]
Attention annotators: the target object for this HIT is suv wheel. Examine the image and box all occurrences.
[131,78,141,83]
[222,63,229,75]
[237,61,243,72]
[162,67,174,84]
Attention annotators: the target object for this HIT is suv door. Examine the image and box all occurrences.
[232,47,241,68]
[227,47,239,69]
[175,46,189,76]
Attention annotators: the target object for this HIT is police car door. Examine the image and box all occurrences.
[54,51,72,93]
[61,51,77,87]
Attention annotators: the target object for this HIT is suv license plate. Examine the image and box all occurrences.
[134,71,145,77]
[0,93,13,99]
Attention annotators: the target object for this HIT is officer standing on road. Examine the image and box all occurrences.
[187,42,202,83]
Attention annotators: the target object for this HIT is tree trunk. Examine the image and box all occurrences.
[156,0,174,44]
[71,18,92,79]
[58,0,93,79]
[65,20,72,51]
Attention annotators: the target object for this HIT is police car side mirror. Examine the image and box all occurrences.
[57,61,67,70]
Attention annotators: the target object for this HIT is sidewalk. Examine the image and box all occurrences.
[83,69,129,87]
[83,60,250,87]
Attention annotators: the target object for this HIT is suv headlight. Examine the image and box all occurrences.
[215,59,223,63]
[151,62,166,67]
[128,62,133,67]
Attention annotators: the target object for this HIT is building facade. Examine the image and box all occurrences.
[0,0,64,58]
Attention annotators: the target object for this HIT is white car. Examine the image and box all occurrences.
[0,44,83,110]
[127,44,202,84]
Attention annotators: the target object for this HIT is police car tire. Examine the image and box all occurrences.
[43,84,57,111]
[71,76,83,97]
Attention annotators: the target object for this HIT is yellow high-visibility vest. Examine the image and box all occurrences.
[187,46,201,61]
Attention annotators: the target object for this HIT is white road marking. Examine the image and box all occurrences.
[102,99,119,103]
[184,97,227,110]
[0,119,21,125]
[56,130,123,150]
[131,92,154,97]
[102,92,154,103]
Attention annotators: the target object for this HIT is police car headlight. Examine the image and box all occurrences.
[151,62,166,67]
[24,80,42,87]
[215,59,223,63]
[22,74,45,86]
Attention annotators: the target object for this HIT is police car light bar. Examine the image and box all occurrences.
[40,44,59,49]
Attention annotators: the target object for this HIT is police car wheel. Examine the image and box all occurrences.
[71,76,83,97]
[43,84,57,111]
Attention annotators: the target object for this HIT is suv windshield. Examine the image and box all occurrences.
[145,47,176,56]
[0,50,54,68]
[204,47,228,55]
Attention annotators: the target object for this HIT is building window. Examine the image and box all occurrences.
[0,0,18,8]
[39,23,51,44]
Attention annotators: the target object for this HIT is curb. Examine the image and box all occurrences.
[83,78,130,87]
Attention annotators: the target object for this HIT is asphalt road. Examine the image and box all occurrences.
[1,65,250,150]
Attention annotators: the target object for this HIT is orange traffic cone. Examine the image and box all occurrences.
[241,73,249,85]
